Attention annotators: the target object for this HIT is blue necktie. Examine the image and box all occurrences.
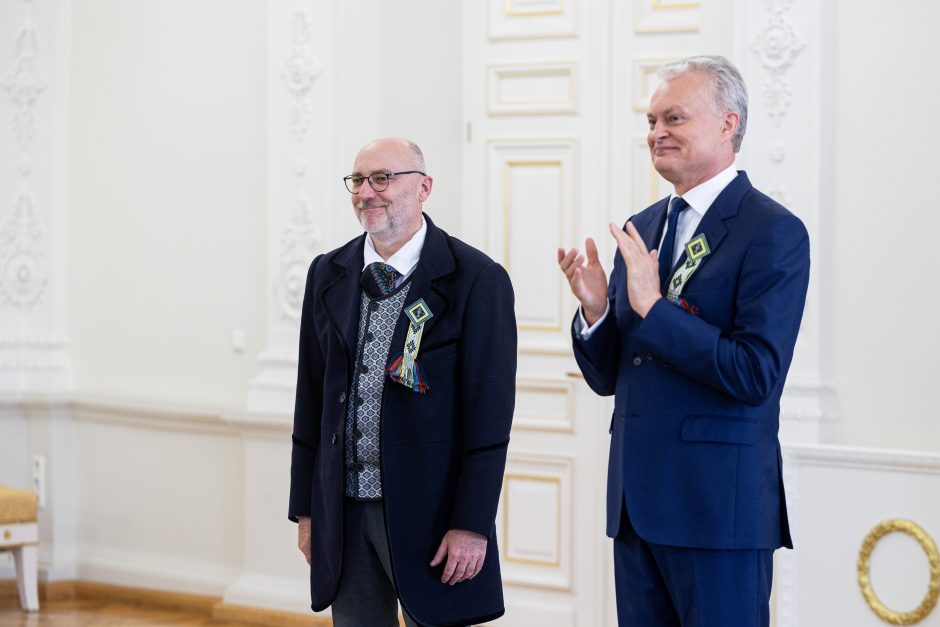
[658,197,689,291]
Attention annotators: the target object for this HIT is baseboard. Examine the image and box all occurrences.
[0,579,344,626]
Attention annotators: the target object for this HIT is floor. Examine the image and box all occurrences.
[0,597,250,626]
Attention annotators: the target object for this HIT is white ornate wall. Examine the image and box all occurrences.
[2,1,940,626]
[0,0,71,393]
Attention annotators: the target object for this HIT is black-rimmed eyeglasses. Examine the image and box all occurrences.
[343,170,426,193]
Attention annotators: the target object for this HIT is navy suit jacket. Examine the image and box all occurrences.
[573,172,808,550]
[289,215,517,626]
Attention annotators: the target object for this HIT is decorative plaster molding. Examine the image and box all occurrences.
[2,17,46,149]
[282,8,322,142]
[750,0,806,127]
[0,188,48,309]
[276,194,320,322]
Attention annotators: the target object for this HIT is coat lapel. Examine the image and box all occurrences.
[385,214,456,371]
[670,171,751,278]
[320,235,367,370]
[629,198,670,253]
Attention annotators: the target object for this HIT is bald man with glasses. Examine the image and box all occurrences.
[289,137,516,627]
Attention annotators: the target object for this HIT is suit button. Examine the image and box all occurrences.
[369,302,379,312]
[339,392,346,403]
[365,332,374,342]
[632,356,643,367]
[360,364,369,374]
[355,397,364,407]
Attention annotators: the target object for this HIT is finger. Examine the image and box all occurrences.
[585,237,600,266]
[557,248,579,273]
[448,560,469,585]
[556,246,565,264]
[608,222,631,253]
[467,555,483,580]
[430,539,448,567]
[304,549,311,565]
[625,222,649,253]
[441,555,458,584]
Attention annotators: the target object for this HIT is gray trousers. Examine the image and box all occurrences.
[332,499,421,627]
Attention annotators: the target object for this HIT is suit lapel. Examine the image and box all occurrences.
[385,214,456,370]
[629,198,670,253]
[670,171,751,278]
[320,235,366,370]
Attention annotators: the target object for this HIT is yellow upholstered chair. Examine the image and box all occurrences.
[0,486,39,611]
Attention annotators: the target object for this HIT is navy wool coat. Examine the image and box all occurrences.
[289,214,517,627]
[574,172,809,551]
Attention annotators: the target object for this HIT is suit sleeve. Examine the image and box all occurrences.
[288,254,325,522]
[571,253,623,396]
[448,262,517,536]
[633,213,810,405]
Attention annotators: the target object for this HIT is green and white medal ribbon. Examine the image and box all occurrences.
[386,298,433,393]
[665,234,711,303]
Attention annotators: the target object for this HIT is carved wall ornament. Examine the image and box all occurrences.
[0,189,48,309]
[750,0,805,126]
[2,21,46,148]
[277,195,321,321]
[767,182,789,206]
[282,9,322,141]
[857,519,939,625]
[769,141,787,164]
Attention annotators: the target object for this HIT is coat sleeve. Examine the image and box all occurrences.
[448,262,517,536]
[288,254,325,522]
[571,252,623,397]
[633,213,810,406]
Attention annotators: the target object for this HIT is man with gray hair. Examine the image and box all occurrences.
[558,56,809,625]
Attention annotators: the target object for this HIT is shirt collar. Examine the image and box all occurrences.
[670,164,738,217]
[363,215,427,276]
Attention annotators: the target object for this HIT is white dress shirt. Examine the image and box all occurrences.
[363,216,427,285]
[577,165,739,338]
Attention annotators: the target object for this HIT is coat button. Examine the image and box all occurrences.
[339,392,346,403]
[369,302,379,312]
[365,332,374,342]
[632,356,643,367]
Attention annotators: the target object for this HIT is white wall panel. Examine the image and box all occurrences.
[488,0,577,40]
[487,63,578,116]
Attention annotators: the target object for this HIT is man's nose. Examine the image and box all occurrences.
[357,180,377,199]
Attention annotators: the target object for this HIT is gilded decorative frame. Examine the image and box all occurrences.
[857,519,940,625]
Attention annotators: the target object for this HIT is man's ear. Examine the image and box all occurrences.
[722,111,739,142]
[418,175,433,202]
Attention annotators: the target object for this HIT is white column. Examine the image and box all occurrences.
[246,0,348,416]
[0,0,71,394]
[736,0,838,444]
[0,0,77,583]
[227,0,348,613]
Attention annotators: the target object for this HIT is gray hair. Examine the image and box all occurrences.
[657,55,748,153]
[404,139,427,172]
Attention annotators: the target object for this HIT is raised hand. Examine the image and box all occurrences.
[608,221,662,318]
[557,237,609,325]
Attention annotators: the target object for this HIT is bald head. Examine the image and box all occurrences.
[356,137,426,173]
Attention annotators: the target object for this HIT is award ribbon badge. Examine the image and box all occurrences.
[386,298,433,393]
[665,234,711,304]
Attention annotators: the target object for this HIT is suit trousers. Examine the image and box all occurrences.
[331,499,421,627]
[613,500,773,627]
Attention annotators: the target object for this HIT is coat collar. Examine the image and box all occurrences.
[319,213,457,372]
[631,171,753,279]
